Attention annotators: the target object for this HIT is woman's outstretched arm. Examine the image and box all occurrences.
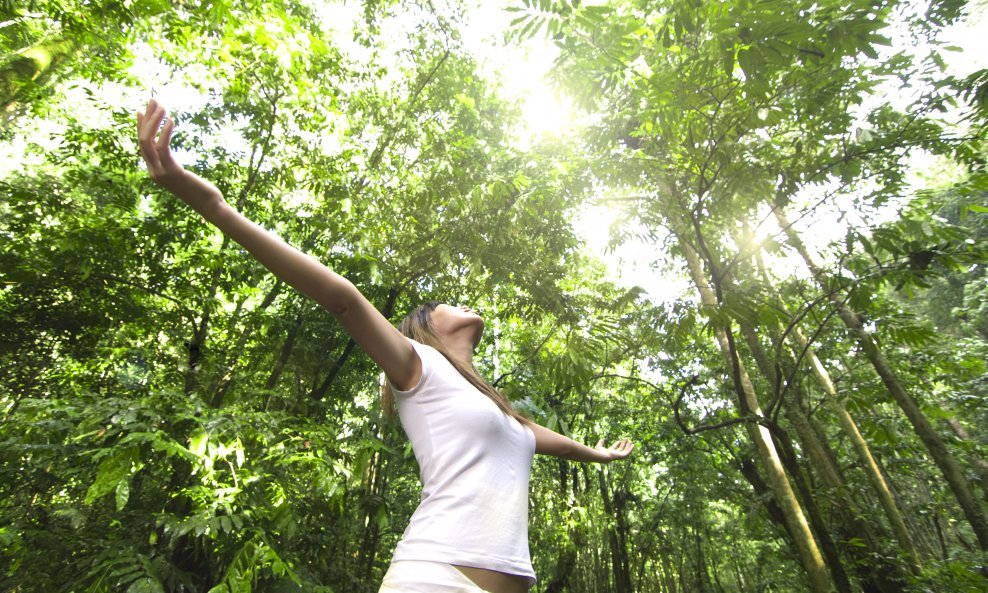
[526,422,634,463]
[137,99,421,390]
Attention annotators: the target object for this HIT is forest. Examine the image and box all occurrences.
[1,0,987,591]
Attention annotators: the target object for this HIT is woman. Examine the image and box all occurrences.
[137,99,633,593]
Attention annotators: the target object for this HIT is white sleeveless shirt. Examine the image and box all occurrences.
[388,339,537,584]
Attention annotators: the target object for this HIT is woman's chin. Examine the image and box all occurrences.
[471,322,485,348]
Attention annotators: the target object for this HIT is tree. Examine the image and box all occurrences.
[510,0,986,587]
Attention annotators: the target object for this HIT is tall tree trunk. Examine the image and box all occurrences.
[1,38,79,114]
[693,527,709,593]
[264,305,307,390]
[791,323,923,574]
[751,245,923,575]
[729,533,748,593]
[599,468,633,593]
[676,232,834,593]
[544,544,578,593]
[185,237,230,397]
[945,418,988,503]
[309,339,357,402]
[738,324,854,593]
[771,423,857,593]
[659,535,679,593]
[357,444,389,583]
[737,456,794,540]
[774,204,988,551]
[784,403,910,593]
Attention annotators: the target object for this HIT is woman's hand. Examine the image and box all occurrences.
[593,438,635,463]
[136,99,224,216]
[137,99,182,186]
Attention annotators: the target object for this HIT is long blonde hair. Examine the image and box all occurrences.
[380,301,527,423]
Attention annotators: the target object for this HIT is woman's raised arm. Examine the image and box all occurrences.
[137,99,421,390]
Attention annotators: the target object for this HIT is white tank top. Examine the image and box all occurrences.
[388,339,537,584]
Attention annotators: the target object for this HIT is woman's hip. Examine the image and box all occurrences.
[379,560,490,592]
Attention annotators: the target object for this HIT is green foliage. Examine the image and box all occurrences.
[507,0,988,588]
[2,0,987,591]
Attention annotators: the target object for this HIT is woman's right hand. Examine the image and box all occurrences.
[136,99,224,215]
[137,99,183,185]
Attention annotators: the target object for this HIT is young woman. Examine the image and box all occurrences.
[137,99,633,593]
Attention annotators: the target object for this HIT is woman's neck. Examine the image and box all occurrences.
[441,332,476,365]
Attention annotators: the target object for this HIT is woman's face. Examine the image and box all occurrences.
[430,304,485,348]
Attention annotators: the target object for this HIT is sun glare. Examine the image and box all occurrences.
[519,84,575,139]
[459,3,576,143]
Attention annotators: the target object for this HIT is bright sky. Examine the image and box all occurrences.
[319,0,576,142]
[460,3,574,142]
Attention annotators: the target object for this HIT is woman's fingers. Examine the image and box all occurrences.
[158,116,175,150]
[138,100,164,142]
[137,102,164,170]
[137,99,178,179]
[609,439,634,458]
[594,438,634,462]
[155,116,178,172]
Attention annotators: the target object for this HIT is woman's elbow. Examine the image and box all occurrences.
[319,277,360,317]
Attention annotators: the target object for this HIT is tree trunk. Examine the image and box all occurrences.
[738,323,855,593]
[791,324,923,574]
[736,282,909,593]
[264,305,307,390]
[737,456,794,540]
[357,444,389,583]
[1,38,79,114]
[774,204,988,551]
[770,420,855,593]
[945,418,988,503]
[660,540,679,593]
[730,536,748,593]
[751,246,923,575]
[676,233,834,593]
[544,544,578,593]
[309,339,358,402]
[184,237,233,397]
[599,468,633,593]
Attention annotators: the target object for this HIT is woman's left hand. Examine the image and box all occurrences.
[594,439,634,462]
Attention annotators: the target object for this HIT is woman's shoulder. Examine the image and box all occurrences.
[404,339,459,379]
[390,339,442,396]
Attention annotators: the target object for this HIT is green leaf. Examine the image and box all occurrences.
[189,430,208,457]
[85,447,138,505]
[127,577,165,593]
[115,478,130,511]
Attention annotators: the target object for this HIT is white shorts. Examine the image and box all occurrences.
[378,560,491,592]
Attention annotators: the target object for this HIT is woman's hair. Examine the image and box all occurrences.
[380,301,527,423]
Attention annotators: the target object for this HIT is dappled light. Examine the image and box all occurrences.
[1,1,987,592]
